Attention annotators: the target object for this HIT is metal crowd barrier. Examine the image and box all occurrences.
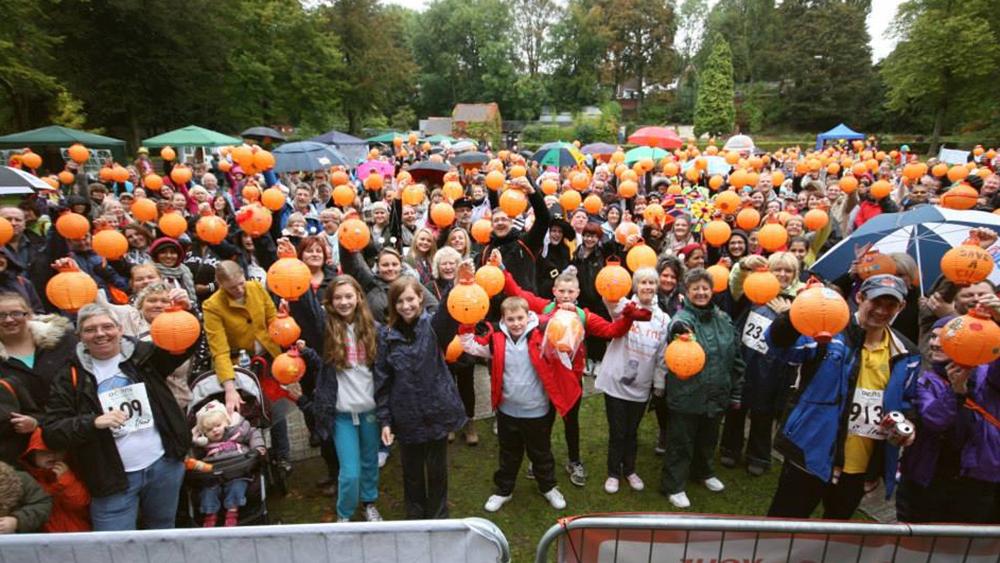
[535,513,1000,563]
[0,517,510,563]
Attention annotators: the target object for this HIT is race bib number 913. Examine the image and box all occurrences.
[847,387,887,440]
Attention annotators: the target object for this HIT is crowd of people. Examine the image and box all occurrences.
[0,135,999,536]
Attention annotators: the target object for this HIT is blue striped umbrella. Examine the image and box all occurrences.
[810,206,1000,295]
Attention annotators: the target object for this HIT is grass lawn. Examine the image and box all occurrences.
[271,389,793,562]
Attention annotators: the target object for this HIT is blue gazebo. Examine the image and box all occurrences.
[814,123,865,150]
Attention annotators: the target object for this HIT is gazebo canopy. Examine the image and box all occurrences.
[142,125,241,148]
[0,125,127,161]
[815,123,865,150]
[307,129,366,146]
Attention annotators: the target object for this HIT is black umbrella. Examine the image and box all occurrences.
[452,151,489,166]
[241,126,287,142]
[581,142,617,155]
[407,161,451,184]
[517,149,534,159]
[0,166,49,195]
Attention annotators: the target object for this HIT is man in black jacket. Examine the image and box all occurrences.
[480,175,551,293]
[42,303,194,531]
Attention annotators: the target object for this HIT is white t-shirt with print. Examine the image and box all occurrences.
[93,354,165,472]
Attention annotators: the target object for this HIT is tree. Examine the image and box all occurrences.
[597,0,677,108]
[770,0,880,131]
[324,0,418,133]
[693,34,735,137]
[546,0,610,110]
[0,1,62,130]
[881,0,1000,153]
[512,0,559,77]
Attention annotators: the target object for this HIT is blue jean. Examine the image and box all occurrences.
[333,410,380,519]
[200,478,250,514]
[90,455,185,531]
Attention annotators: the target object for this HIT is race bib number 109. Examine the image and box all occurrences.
[98,382,154,436]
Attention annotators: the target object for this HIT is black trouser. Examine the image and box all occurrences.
[660,411,720,495]
[720,407,775,469]
[450,363,476,419]
[605,395,647,478]
[494,409,557,495]
[399,438,449,519]
[561,396,582,464]
[767,462,866,519]
[651,393,668,435]
[896,475,998,524]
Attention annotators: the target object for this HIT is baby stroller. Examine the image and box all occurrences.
[182,366,280,526]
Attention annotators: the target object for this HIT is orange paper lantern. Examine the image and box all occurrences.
[618,180,638,199]
[170,165,192,185]
[268,311,302,348]
[338,218,371,252]
[940,236,994,285]
[160,146,176,161]
[475,264,505,297]
[364,173,384,191]
[614,221,641,245]
[664,333,705,380]
[485,170,505,191]
[430,202,456,227]
[237,204,273,237]
[471,219,492,244]
[706,264,729,293]
[714,190,741,215]
[856,251,897,279]
[149,306,201,354]
[790,284,849,342]
[595,258,632,301]
[559,190,582,213]
[131,198,158,222]
[870,180,892,199]
[839,176,858,194]
[158,212,187,239]
[272,349,306,384]
[939,310,1000,368]
[68,144,90,164]
[757,220,788,252]
[0,218,12,246]
[499,189,528,217]
[939,184,979,210]
[46,262,98,313]
[744,269,781,304]
[92,229,128,260]
[333,184,355,207]
[736,207,761,231]
[626,243,657,271]
[58,170,75,185]
[803,208,829,231]
[20,151,41,170]
[583,194,603,215]
[702,220,731,247]
[570,172,589,191]
[947,165,969,183]
[196,215,229,245]
[253,149,275,171]
[267,256,312,301]
[447,279,490,324]
[56,212,90,240]
[261,187,286,211]
[445,336,464,363]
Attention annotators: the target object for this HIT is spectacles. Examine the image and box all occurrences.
[0,311,28,320]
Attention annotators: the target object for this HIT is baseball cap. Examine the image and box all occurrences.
[859,274,907,301]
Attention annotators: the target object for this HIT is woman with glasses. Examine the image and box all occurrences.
[0,291,76,410]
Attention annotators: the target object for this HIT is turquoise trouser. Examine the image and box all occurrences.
[334,410,380,519]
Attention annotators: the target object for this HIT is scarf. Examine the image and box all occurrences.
[154,262,196,302]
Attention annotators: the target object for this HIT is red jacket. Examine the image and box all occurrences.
[21,429,91,532]
[502,270,636,378]
[465,319,582,417]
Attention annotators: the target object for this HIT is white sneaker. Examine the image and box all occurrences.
[604,477,620,494]
[626,473,645,491]
[542,487,566,510]
[704,477,725,492]
[668,491,691,508]
[363,504,383,522]
[377,451,389,468]
[484,494,512,513]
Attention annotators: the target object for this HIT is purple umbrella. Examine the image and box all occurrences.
[356,160,395,180]
[581,142,617,155]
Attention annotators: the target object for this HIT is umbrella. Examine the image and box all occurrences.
[681,156,731,176]
[271,141,348,173]
[452,151,489,166]
[624,146,668,165]
[451,140,477,153]
[356,160,394,180]
[628,126,683,149]
[580,142,617,156]
[142,125,242,148]
[810,206,1000,295]
[722,134,755,154]
[240,126,287,142]
[407,161,451,184]
[425,134,456,145]
[366,131,404,144]
[0,166,50,195]
[531,142,585,168]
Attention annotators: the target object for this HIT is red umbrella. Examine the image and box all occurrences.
[628,126,684,149]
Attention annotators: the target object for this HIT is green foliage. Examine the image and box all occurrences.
[521,124,576,144]
[0,0,62,130]
[390,107,417,131]
[50,89,88,131]
[881,0,1000,150]
[694,34,735,137]
[465,120,502,148]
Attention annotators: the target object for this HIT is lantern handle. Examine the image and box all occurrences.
[604,256,623,267]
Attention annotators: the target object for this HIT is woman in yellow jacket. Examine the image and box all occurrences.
[202,260,282,414]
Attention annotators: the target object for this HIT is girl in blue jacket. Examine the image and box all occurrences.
[374,268,469,519]
[300,275,383,523]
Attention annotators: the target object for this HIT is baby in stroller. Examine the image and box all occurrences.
[191,401,265,527]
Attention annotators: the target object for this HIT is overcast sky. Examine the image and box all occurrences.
[381,0,902,62]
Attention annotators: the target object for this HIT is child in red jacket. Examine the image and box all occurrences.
[488,249,649,486]
[20,429,90,532]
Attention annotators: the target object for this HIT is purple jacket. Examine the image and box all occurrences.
[902,361,1000,486]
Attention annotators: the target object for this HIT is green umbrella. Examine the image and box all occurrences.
[366,131,404,144]
[624,146,668,164]
[142,125,242,148]
[425,134,456,144]
[531,141,585,168]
